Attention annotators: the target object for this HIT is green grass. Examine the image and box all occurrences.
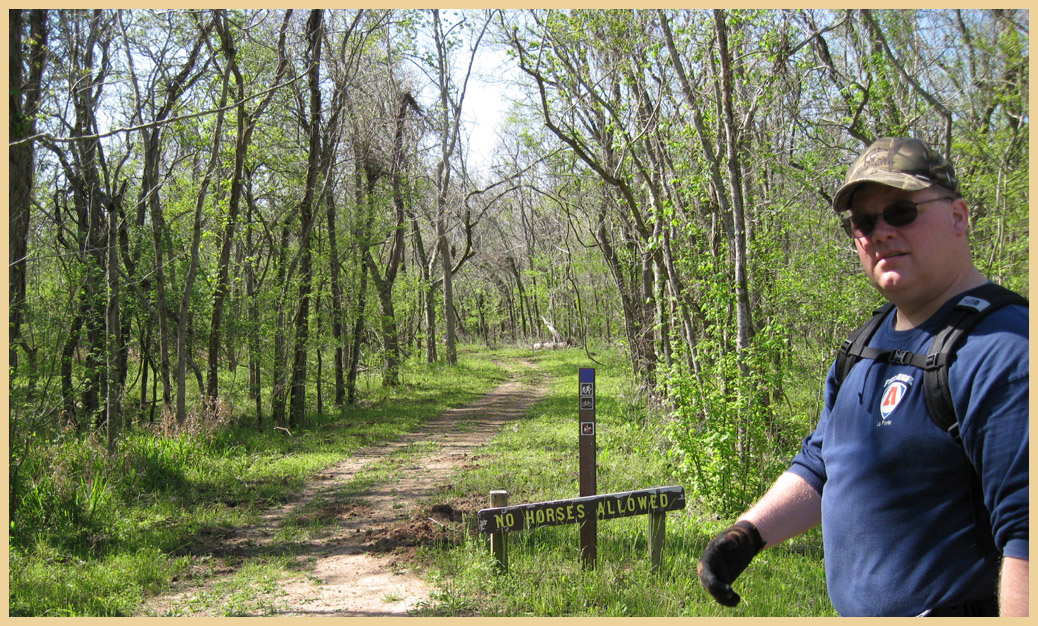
[8,349,508,617]
[146,555,297,617]
[412,344,836,617]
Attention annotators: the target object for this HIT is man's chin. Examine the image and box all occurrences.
[871,271,904,289]
[869,273,913,300]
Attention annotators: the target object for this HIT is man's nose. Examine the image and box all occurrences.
[868,214,899,240]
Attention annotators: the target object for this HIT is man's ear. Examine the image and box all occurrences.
[949,197,970,236]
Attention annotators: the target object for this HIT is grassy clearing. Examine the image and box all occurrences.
[415,345,835,617]
[8,350,508,617]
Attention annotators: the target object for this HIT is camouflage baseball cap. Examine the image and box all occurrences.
[832,137,960,212]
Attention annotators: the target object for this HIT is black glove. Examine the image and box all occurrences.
[697,520,764,607]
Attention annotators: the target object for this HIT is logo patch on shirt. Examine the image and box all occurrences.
[879,373,914,420]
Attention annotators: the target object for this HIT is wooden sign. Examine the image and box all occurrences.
[477,485,685,534]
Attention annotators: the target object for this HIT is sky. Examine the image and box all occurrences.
[415,11,526,177]
[463,45,520,174]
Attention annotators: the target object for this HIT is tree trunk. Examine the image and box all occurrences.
[145,141,173,412]
[288,9,325,428]
[9,9,47,378]
[595,206,647,377]
[507,257,529,338]
[59,9,113,429]
[424,282,438,363]
[714,10,756,371]
[661,9,745,382]
[130,12,214,416]
[315,291,324,416]
[177,59,230,424]
[429,9,489,366]
[409,211,437,363]
[105,192,122,454]
[361,91,415,386]
[364,252,402,387]
[346,261,369,405]
[61,312,85,430]
[326,180,346,406]
[271,226,291,427]
[207,9,290,408]
[245,173,262,425]
[438,227,458,365]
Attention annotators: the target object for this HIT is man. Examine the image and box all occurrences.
[697,137,1028,616]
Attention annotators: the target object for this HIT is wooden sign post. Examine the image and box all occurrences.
[478,486,686,573]
[489,490,509,571]
[578,367,596,569]
[479,369,686,576]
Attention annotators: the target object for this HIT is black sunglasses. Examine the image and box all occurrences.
[841,196,955,238]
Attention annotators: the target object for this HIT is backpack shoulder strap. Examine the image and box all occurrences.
[922,283,1029,443]
[835,302,895,385]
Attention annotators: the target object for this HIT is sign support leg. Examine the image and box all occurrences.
[579,518,597,570]
[490,490,509,572]
[649,510,665,574]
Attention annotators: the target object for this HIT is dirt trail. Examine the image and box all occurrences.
[143,361,545,617]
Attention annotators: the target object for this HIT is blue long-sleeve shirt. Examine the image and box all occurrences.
[788,290,1028,616]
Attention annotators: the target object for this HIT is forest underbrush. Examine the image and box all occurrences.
[8,350,509,616]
